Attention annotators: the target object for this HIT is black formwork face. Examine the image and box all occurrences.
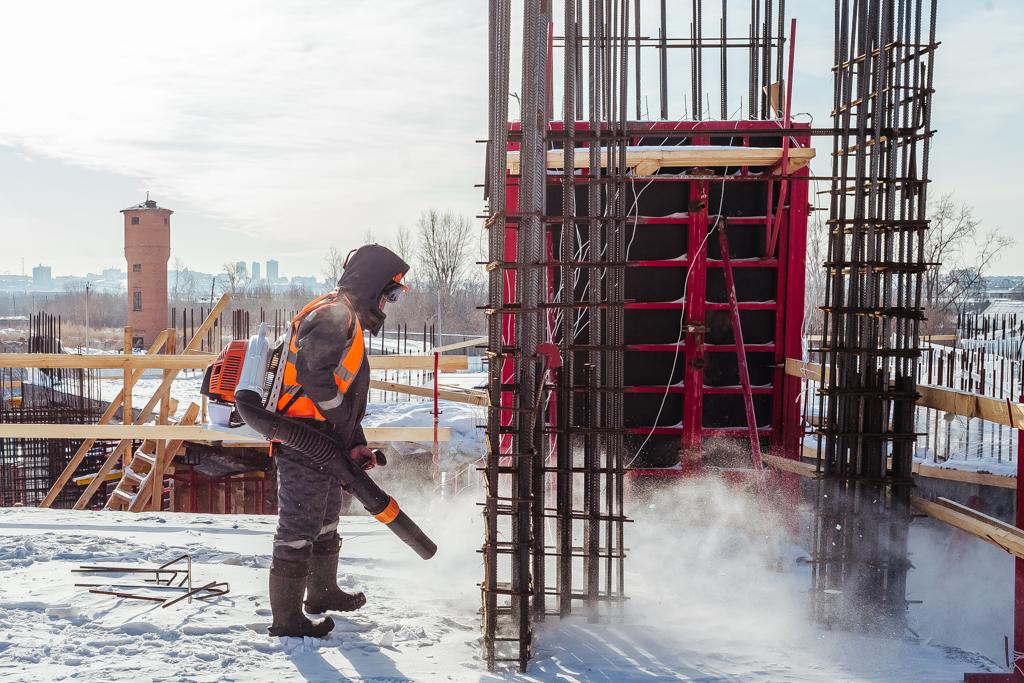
[545,136,787,470]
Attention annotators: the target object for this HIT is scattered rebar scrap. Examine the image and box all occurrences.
[73,554,230,607]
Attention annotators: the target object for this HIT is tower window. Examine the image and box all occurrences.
[133,291,142,311]
[164,217,168,224]
[133,264,142,272]
[131,216,140,225]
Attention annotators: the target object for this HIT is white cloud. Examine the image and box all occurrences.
[0,0,488,250]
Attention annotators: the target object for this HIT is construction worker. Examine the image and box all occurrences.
[268,244,410,638]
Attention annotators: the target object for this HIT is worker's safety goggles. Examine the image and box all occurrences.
[381,282,406,304]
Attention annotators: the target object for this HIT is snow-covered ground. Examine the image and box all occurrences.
[0,480,1003,682]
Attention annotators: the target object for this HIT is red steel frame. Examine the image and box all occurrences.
[501,120,811,477]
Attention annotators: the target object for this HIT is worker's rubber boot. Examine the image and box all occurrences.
[268,558,335,638]
[304,538,367,614]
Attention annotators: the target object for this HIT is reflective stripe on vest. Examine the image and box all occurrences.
[276,293,365,420]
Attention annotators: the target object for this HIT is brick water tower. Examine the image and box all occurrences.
[122,196,172,348]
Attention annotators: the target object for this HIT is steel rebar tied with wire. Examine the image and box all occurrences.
[813,0,938,629]
[484,0,805,672]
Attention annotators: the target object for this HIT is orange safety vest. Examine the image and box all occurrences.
[276,292,365,420]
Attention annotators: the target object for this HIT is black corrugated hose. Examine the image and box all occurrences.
[234,389,437,560]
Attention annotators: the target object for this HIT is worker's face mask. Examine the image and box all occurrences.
[379,281,406,310]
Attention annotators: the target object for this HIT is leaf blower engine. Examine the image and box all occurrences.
[200,322,437,560]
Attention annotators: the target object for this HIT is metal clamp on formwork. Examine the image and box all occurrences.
[73,554,230,608]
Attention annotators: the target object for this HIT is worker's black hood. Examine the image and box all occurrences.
[337,244,409,336]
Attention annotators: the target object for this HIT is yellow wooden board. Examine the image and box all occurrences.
[507,146,816,175]
[0,423,451,443]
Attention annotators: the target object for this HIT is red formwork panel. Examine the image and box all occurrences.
[501,120,810,482]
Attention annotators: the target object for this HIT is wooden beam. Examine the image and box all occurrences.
[368,355,469,371]
[132,402,198,512]
[2,351,468,372]
[794,442,1016,489]
[911,496,1024,560]
[917,385,1024,429]
[762,453,817,478]
[73,440,133,509]
[0,354,213,370]
[783,357,1024,429]
[0,424,452,442]
[431,336,487,353]
[39,328,171,508]
[72,471,122,486]
[150,330,176,511]
[507,146,816,175]
[0,352,468,372]
[913,461,1016,490]
[66,295,231,510]
[784,358,825,382]
[369,379,487,406]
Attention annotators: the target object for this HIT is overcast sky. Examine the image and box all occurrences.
[0,0,1019,279]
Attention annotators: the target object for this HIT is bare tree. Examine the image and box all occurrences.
[923,194,980,309]
[222,262,243,296]
[323,246,346,284]
[803,209,828,338]
[935,230,1015,314]
[917,194,1015,328]
[392,225,416,271]
[171,256,197,304]
[416,209,473,299]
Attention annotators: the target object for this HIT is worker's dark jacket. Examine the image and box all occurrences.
[272,245,409,563]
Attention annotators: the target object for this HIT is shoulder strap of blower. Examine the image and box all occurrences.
[278,290,359,416]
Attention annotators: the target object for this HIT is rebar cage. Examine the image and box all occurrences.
[813,0,938,628]
[484,0,805,671]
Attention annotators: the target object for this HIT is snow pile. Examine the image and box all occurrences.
[363,400,484,469]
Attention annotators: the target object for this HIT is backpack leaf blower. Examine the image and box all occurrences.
[201,323,437,560]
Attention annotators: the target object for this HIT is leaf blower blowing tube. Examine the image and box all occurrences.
[234,389,437,560]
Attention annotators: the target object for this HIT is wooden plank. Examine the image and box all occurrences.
[783,356,1024,428]
[802,334,955,342]
[0,353,213,370]
[913,461,1016,489]
[431,336,487,353]
[784,358,824,382]
[762,453,817,478]
[39,328,171,508]
[917,385,1024,429]
[910,496,1024,560]
[368,355,469,371]
[506,146,816,175]
[0,424,452,442]
[131,403,199,512]
[71,471,122,486]
[796,442,1016,489]
[369,379,487,406]
[4,350,465,372]
[935,497,1024,537]
[70,296,231,510]
[150,330,175,511]
[122,327,133,470]
[0,352,463,373]
[73,440,134,509]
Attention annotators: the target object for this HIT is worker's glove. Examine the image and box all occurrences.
[349,444,377,471]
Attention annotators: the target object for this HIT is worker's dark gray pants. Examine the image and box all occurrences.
[273,423,350,564]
